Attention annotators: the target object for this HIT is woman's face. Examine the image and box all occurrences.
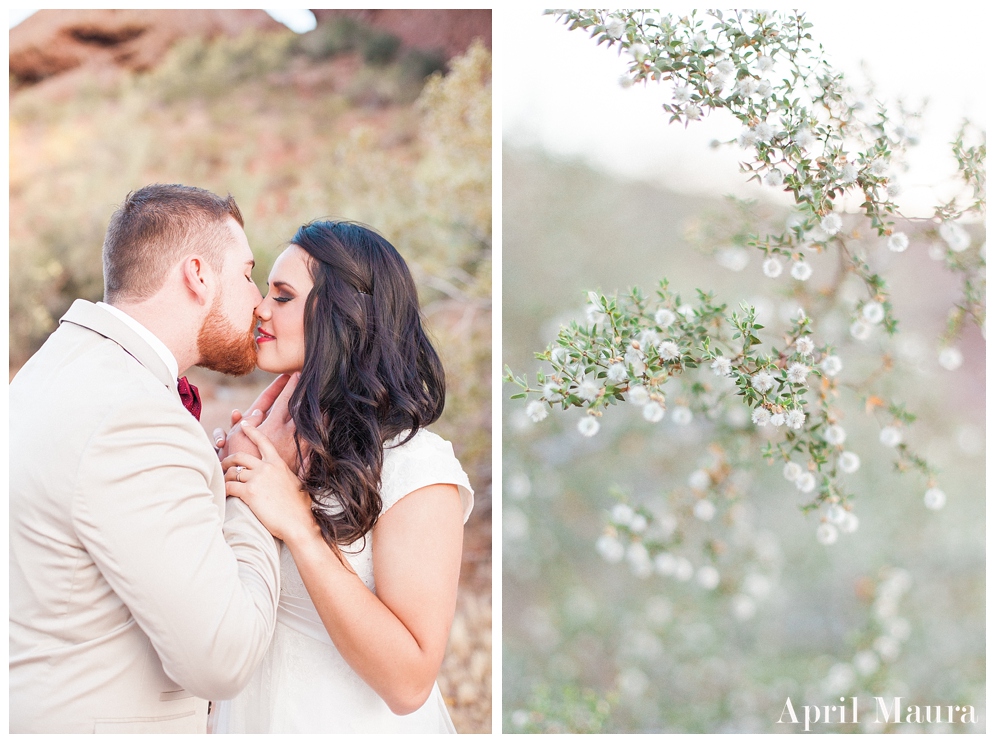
[254,244,315,375]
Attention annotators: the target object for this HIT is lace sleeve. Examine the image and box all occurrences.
[379,431,474,522]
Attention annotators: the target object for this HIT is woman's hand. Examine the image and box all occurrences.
[222,418,317,544]
[215,374,301,469]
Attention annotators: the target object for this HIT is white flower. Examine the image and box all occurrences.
[786,362,809,384]
[879,425,902,447]
[756,79,773,98]
[627,542,653,578]
[924,487,946,510]
[794,128,815,150]
[744,573,771,598]
[735,77,759,97]
[862,301,885,324]
[586,303,607,325]
[824,424,847,446]
[870,158,888,175]
[672,406,692,425]
[672,84,692,103]
[850,320,872,341]
[756,54,774,72]
[576,378,601,402]
[685,104,702,121]
[794,336,814,355]
[618,75,634,89]
[770,412,785,427]
[715,59,734,77]
[526,400,548,422]
[677,304,695,319]
[783,462,803,481]
[542,381,562,402]
[611,503,635,526]
[938,347,963,371]
[751,371,775,393]
[693,499,716,521]
[607,363,628,384]
[764,169,784,187]
[691,32,707,51]
[596,533,625,562]
[674,557,694,581]
[823,663,856,695]
[657,341,680,361]
[629,514,648,533]
[887,179,903,198]
[821,213,843,235]
[840,512,859,534]
[839,451,861,473]
[853,650,879,676]
[551,346,569,365]
[887,232,909,252]
[806,225,829,243]
[654,552,677,576]
[821,355,843,377]
[697,565,720,590]
[791,260,813,281]
[655,308,677,327]
[605,17,625,39]
[642,401,665,423]
[816,522,839,545]
[578,416,600,437]
[786,409,806,429]
[796,472,817,493]
[688,469,711,490]
[624,346,647,375]
[628,385,650,406]
[939,222,970,252]
[738,127,758,149]
[636,329,660,347]
[629,42,650,61]
[754,121,774,142]
[732,594,757,621]
[840,163,858,184]
[827,504,847,524]
[716,246,749,272]
[752,407,771,426]
[711,356,733,377]
[873,635,900,662]
[762,257,783,278]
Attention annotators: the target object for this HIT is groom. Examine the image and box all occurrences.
[9,185,283,733]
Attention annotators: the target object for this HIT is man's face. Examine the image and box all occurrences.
[196,218,263,376]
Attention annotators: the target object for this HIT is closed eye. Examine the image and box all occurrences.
[274,296,293,303]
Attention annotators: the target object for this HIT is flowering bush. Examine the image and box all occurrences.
[505,9,983,732]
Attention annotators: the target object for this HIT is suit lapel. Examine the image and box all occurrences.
[60,299,177,396]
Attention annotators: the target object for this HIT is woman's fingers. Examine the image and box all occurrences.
[268,372,300,423]
[239,418,282,462]
[221,450,262,473]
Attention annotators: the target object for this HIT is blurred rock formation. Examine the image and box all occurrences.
[9,9,281,94]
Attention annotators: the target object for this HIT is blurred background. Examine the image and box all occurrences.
[502,9,984,733]
[9,9,491,732]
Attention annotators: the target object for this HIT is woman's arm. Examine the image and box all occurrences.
[222,420,465,715]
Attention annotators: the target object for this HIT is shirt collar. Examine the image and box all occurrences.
[97,301,180,381]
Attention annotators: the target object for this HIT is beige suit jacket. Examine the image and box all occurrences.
[9,300,281,733]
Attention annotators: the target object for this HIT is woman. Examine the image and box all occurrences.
[209,221,473,733]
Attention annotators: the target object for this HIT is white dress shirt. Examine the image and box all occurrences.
[97,301,179,381]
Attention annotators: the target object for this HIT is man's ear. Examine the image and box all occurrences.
[180,255,213,305]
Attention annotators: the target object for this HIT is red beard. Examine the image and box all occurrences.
[196,293,257,376]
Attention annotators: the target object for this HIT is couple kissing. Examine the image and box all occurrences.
[9,184,473,733]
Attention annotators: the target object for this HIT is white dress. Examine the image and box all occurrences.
[209,429,474,733]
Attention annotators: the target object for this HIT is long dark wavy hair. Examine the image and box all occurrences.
[288,220,446,548]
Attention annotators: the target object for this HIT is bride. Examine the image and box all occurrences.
[208,220,473,733]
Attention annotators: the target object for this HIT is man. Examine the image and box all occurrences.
[9,184,282,733]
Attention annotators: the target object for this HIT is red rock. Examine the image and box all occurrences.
[10,9,282,90]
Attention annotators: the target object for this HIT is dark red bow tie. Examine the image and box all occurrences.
[177,376,202,421]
